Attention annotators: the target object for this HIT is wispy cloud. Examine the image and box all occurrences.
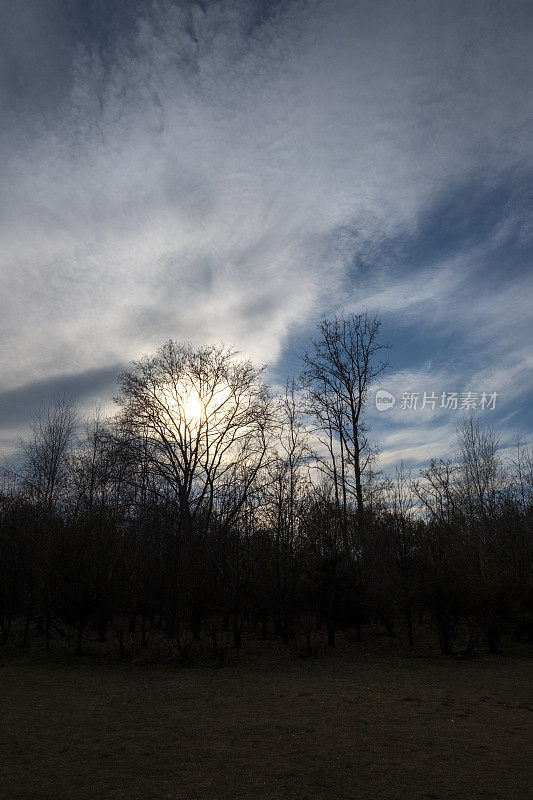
[1,0,531,459]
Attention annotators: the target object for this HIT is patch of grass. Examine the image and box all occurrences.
[0,649,531,799]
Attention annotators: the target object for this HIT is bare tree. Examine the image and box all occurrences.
[115,341,272,538]
[456,416,503,522]
[412,458,458,526]
[13,396,78,646]
[301,313,388,527]
[21,395,78,513]
[266,379,310,642]
[114,342,273,654]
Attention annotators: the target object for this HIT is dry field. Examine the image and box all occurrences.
[1,647,532,800]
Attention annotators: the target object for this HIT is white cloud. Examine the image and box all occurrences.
[1,0,531,462]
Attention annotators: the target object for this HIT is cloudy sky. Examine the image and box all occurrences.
[1,0,532,467]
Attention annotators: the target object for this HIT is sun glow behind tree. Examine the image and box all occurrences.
[157,375,236,444]
[115,341,271,535]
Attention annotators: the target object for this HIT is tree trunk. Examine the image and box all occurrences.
[384,616,395,636]
[192,615,201,641]
[406,610,414,647]
[45,613,52,651]
[75,620,86,656]
[22,617,31,649]
[97,616,108,642]
[1,614,11,645]
[140,614,147,647]
[326,618,336,647]
[233,623,242,650]
[435,615,454,655]
[487,629,500,654]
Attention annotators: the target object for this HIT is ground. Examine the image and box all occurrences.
[0,648,531,800]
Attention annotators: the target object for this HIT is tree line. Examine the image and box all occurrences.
[1,313,531,658]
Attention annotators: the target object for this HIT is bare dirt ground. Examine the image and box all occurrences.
[1,647,532,800]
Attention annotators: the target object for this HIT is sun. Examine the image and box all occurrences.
[180,387,204,430]
[157,381,205,436]
[157,378,234,441]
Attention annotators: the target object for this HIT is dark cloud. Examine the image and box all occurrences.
[0,364,122,429]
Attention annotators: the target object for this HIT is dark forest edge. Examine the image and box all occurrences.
[1,314,532,660]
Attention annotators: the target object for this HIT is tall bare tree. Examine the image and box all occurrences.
[266,379,310,641]
[301,312,388,526]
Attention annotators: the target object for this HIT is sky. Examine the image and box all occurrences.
[1,0,532,469]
